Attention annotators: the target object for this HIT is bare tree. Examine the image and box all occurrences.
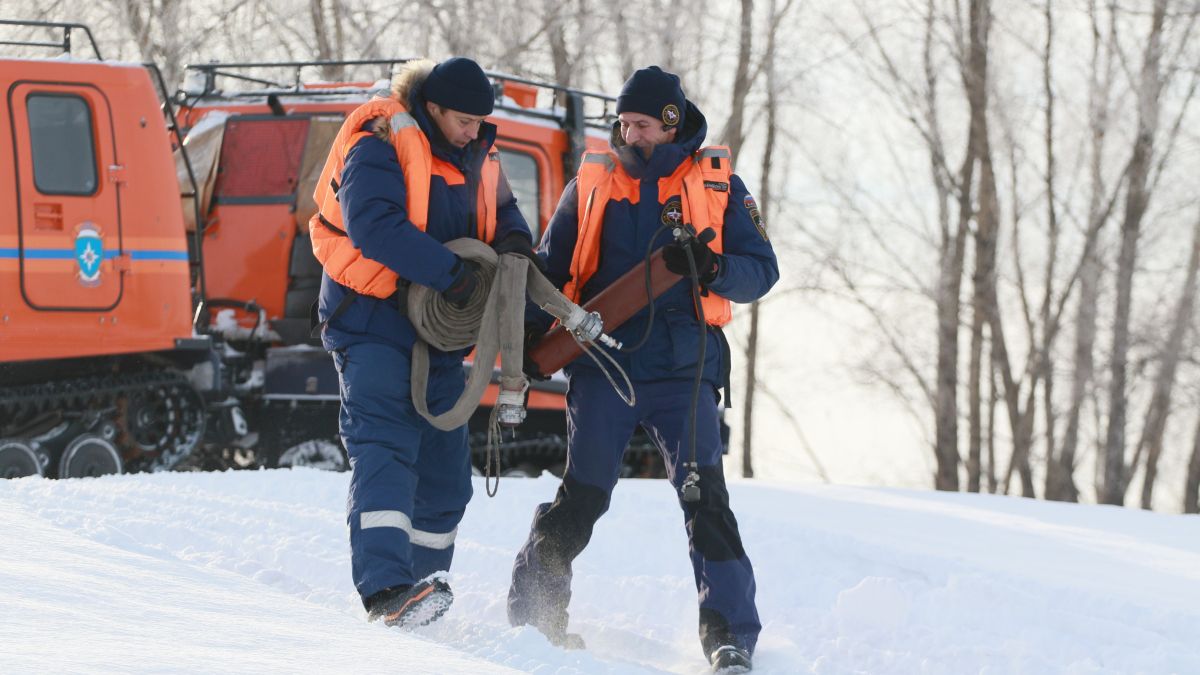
[725,0,757,477]
[958,0,1042,499]
[607,3,636,78]
[965,0,1026,495]
[544,0,576,86]
[722,0,754,158]
[964,0,988,490]
[1046,0,1120,503]
[739,0,795,479]
[308,0,346,80]
[1131,215,1200,508]
[1099,0,1169,505]
[112,0,186,85]
[830,0,968,491]
[1037,0,1060,501]
[932,0,970,492]
[1185,413,1200,513]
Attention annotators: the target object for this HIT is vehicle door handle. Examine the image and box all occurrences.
[33,203,63,231]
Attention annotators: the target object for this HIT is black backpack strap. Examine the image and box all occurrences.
[713,325,733,407]
[316,212,347,236]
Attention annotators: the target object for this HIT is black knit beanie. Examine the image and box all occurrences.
[422,57,494,116]
[615,65,685,129]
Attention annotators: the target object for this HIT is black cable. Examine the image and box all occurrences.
[681,228,706,501]
[678,180,709,503]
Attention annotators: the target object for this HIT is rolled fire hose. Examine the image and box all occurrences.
[406,238,629,495]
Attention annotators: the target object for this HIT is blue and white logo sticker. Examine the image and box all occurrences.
[75,222,103,287]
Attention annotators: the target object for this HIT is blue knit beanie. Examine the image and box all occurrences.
[616,65,685,129]
[422,57,494,116]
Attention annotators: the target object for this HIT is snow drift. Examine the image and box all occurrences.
[3,470,1199,674]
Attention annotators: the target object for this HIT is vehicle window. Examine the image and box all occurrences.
[498,148,541,240]
[214,117,309,200]
[27,94,98,195]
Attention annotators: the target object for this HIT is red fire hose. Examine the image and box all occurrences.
[526,250,683,376]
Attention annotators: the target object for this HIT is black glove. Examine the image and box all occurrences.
[493,232,547,273]
[441,258,481,308]
[663,232,720,284]
[522,322,550,381]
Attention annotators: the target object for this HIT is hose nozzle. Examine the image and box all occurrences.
[562,306,623,349]
[495,381,528,427]
[564,306,603,341]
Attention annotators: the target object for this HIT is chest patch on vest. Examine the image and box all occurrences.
[744,194,767,241]
[661,199,684,228]
[704,180,729,192]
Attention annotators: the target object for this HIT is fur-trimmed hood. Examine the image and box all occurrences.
[390,58,435,109]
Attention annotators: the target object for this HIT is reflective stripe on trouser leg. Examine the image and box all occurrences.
[360,509,459,549]
[642,380,762,657]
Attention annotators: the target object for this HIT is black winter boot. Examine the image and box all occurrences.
[542,624,586,650]
[709,644,752,673]
[365,576,454,628]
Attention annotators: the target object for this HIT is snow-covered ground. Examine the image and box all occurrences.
[3,469,1199,674]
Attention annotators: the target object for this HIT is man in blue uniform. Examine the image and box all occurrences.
[313,57,537,628]
[507,66,778,673]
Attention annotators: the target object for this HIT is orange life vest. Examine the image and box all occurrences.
[564,146,734,326]
[309,97,500,298]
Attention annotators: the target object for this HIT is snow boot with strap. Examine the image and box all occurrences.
[365,576,453,628]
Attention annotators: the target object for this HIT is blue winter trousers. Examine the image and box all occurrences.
[508,371,761,657]
[334,341,473,604]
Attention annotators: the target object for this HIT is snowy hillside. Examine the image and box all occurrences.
[3,470,1199,674]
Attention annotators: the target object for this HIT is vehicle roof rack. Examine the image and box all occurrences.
[486,69,616,131]
[177,59,616,132]
[0,19,103,59]
[178,59,414,101]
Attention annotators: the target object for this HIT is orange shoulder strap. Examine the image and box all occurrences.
[477,151,501,243]
[563,152,617,303]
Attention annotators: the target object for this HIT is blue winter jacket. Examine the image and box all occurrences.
[534,101,779,386]
[318,91,532,366]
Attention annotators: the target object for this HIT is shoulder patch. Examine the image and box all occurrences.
[744,194,767,241]
[704,180,729,192]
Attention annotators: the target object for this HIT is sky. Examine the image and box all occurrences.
[3,469,1199,674]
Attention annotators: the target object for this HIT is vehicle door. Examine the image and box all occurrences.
[9,82,122,310]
